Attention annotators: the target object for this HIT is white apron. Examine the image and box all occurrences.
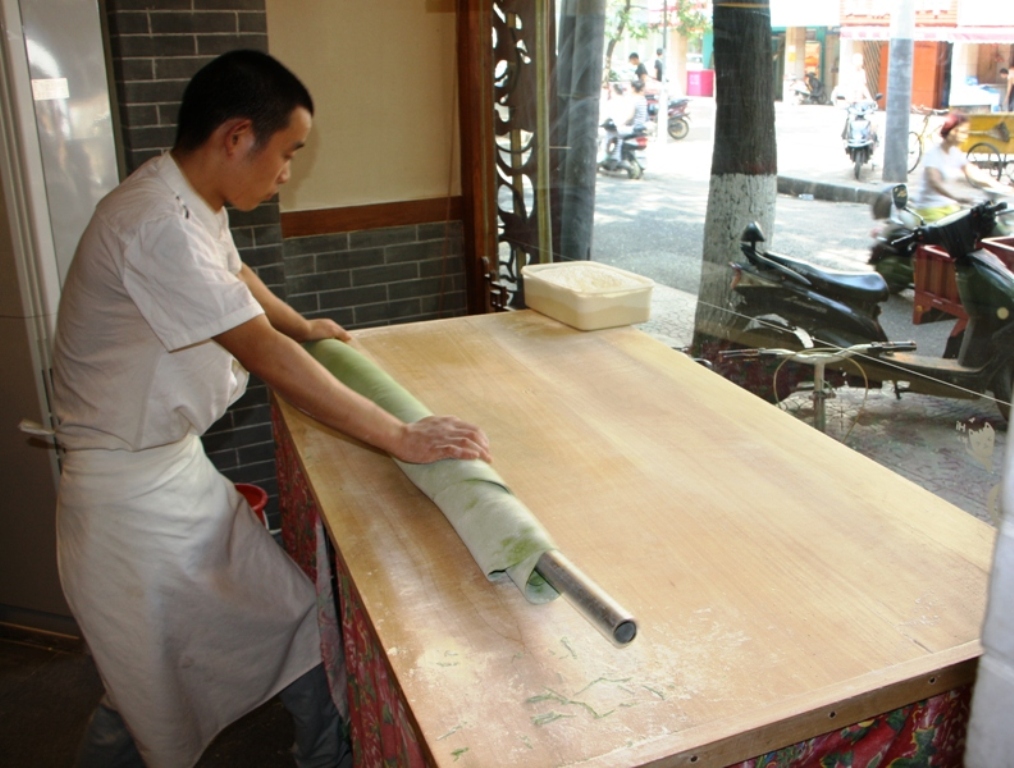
[57,434,321,768]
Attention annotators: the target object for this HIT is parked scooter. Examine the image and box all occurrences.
[791,72,828,105]
[667,97,691,140]
[645,91,660,124]
[598,118,648,179]
[643,93,691,139]
[721,188,1014,420]
[842,98,880,180]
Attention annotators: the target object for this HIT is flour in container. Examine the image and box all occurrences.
[532,262,644,293]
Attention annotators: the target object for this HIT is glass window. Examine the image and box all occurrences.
[484,0,1009,527]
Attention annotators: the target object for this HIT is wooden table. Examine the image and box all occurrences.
[274,310,995,767]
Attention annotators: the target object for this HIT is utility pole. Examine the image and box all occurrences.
[883,0,915,182]
[659,1,668,143]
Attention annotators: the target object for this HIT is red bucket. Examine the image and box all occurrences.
[235,483,269,528]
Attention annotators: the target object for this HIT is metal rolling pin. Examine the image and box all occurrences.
[535,550,637,646]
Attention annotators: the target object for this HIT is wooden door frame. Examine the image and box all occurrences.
[456,0,499,314]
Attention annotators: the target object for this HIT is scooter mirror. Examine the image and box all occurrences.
[891,184,909,211]
[741,221,766,244]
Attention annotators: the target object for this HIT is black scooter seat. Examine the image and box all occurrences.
[764,251,890,303]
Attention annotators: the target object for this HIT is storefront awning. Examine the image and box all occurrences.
[770,0,840,29]
[841,25,1014,43]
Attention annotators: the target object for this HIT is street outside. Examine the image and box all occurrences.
[588,96,1007,525]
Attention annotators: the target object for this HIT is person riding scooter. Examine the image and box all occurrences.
[870,156,1012,293]
[604,80,647,165]
[600,80,649,178]
[913,111,1011,222]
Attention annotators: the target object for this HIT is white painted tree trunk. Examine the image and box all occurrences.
[694,173,777,339]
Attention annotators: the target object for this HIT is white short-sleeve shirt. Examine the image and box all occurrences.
[915,143,969,210]
[53,153,265,451]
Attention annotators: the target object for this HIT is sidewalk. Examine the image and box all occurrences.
[629,98,1007,527]
[775,99,892,202]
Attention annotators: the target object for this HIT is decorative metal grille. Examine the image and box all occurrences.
[492,0,554,308]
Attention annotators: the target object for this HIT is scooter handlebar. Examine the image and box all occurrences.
[896,200,1006,251]
[718,340,919,364]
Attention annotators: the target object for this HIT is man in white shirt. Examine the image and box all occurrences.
[54,49,491,768]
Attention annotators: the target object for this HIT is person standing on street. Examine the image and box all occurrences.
[653,48,665,84]
[628,52,649,87]
[53,49,491,768]
[836,51,873,104]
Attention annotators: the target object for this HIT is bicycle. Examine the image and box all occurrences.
[907,105,949,173]
[719,341,918,434]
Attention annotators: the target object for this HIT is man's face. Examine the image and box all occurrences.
[228,106,312,211]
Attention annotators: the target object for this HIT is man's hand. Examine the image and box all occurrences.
[394,416,492,464]
[302,318,351,343]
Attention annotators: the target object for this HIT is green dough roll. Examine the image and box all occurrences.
[306,339,559,604]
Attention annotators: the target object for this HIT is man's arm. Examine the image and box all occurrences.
[924,167,975,205]
[238,263,350,342]
[214,315,492,464]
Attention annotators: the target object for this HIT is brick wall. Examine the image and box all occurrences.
[103,1,468,528]
[105,1,269,173]
[283,222,466,329]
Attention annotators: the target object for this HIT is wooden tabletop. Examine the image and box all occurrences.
[278,310,995,767]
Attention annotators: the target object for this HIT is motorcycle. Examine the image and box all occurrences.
[667,98,691,140]
[791,72,829,105]
[719,189,1014,421]
[869,185,1013,295]
[645,91,660,123]
[842,98,879,180]
[598,118,648,179]
[643,93,691,140]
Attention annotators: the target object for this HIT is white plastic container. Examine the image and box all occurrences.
[521,262,654,331]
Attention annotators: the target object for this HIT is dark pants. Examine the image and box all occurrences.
[74,664,352,768]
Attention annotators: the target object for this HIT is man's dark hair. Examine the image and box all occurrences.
[628,52,639,61]
[174,50,314,153]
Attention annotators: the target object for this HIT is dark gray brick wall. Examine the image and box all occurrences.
[283,222,468,331]
[102,1,469,529]
[104,1,268,173]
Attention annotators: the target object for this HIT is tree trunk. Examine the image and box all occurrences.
[691,0,777,351]
[602,0,632,87]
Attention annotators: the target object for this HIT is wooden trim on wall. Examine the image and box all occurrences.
[280,197,464,238]
[457,0,497,314]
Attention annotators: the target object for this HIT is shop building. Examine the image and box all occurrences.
[840,0,1014,111]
